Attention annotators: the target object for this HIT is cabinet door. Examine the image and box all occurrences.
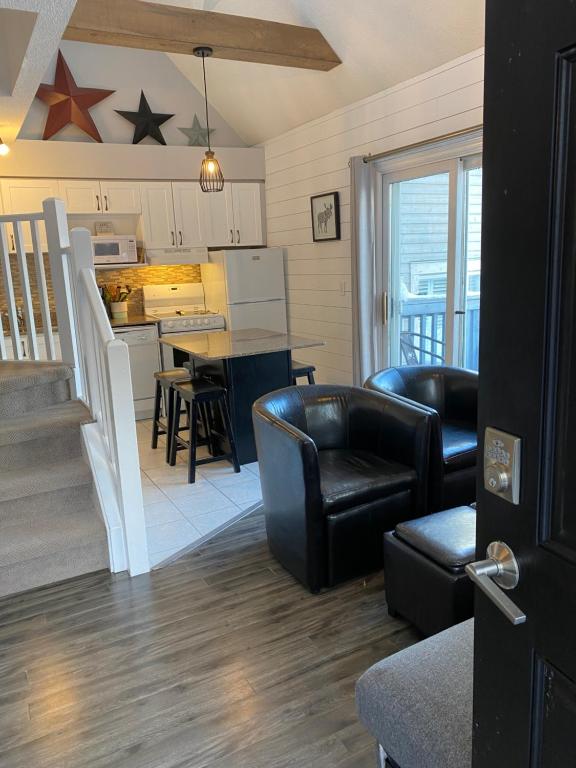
[231,183,264,246]
[204,186,235,247]
[139,182,176,249]
[0,178,60,250]
[172,182,208,246]
[100,181,141,214]
[58,179,101,214]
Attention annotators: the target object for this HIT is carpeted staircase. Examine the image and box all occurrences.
[0,361,109,598]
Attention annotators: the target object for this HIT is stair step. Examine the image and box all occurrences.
[0,508,109,598]
[0,456,92,505]
[0,363,110,598]
[0,505,105,567]
[0,401,93,472]
[0,361,74,417]
[0,543,109,599]
[0,484,95,529]
[0,361,74,395]
[0,400,92,445]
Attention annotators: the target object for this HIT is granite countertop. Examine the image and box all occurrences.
[109,313,158,329]
[158,328,324,360]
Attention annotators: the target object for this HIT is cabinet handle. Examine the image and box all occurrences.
[10,233,14,251]
[229,229,234,244]
[96,194,101,211]
[104,195,109,211]
[236,229,240,244]
[179,230,183,246]
[171,231,175,246]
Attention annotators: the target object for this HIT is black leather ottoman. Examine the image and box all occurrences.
[383,505,476,636]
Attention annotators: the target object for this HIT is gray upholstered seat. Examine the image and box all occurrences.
[356,618,473,768]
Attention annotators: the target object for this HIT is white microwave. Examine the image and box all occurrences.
[91,235,138,265]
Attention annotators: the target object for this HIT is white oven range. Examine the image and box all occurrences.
[143,283,225,370]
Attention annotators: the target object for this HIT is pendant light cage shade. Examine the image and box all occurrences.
[200,150,224,192]
[194,45,224,192]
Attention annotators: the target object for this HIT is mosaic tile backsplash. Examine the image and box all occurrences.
[0,255,202,331]
[95,264,202,314]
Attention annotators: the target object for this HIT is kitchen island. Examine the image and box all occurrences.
[159,328,324,464]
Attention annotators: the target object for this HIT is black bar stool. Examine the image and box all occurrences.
[292,361,316,384]
[170,378,241,483]
[151,368,190,463]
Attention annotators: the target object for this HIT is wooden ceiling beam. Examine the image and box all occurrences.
[63,0,341,71]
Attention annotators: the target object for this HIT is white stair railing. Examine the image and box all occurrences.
[0,198,148,576]
[0,203,69,368]
[69,226,148,577]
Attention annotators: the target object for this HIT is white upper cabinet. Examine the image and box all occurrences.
[0,177,264,251]
[0,178,60,250]
[1,178,60,213]
[59,180,141,215]
[230,183,264,246]
[58,179,101,214]
[202,183,264,247]
[140,181,264,249]
[172,182,208,247]
[204,187,235,247]
[99,181,141,214]
[139,182,177,249]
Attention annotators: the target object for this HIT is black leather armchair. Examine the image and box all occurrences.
[365,366,478,511]
[252,385,431,592]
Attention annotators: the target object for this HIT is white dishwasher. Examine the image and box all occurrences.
[113,325,160,420]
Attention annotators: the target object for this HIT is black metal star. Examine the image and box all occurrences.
[115,91,174,145]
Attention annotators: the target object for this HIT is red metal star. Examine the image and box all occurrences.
[36,51,115,142]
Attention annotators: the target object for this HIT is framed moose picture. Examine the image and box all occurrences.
[311,191,341,242]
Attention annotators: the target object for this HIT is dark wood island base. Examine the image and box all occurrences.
[161,328,323,465]
[192,349,292,464]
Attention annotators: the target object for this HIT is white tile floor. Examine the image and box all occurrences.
[136,419,262,567]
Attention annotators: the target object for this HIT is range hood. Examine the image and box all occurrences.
[146,246,209,265]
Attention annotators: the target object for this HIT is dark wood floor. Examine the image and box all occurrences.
[0,510,419,768]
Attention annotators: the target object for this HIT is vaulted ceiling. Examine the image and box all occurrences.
[0,0,484,148]
[166,0,485,145]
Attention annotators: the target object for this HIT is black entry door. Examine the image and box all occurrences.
[474,1,576,764]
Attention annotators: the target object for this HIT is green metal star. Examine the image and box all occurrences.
[178,114,215,147]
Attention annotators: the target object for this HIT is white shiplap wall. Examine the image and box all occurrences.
[264,49,485,385]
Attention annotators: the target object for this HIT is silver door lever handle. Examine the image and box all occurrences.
[465,541,526,625]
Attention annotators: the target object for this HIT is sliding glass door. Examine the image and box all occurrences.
[382,152,482,370]
[459,162,482,370]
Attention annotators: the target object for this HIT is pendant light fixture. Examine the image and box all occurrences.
[194,46,224,192]
[0,138,9,157]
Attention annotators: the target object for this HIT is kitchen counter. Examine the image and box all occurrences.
[159,328,324,464]
[109,314,158,329]
[158,328,324,360]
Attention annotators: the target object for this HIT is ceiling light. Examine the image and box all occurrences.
[0,138,9,157]
[194,46,224,193]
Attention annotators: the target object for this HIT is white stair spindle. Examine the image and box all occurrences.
[13,221,39,361]
[43,198,81,391]
[0,222,22,360]
[0,300,6,361]
[30,220,56,360]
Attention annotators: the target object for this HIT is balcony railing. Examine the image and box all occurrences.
[400,297,480,370]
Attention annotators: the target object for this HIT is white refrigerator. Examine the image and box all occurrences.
[200,248,287,334]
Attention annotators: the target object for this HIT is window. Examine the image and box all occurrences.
[377,134,482,371]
